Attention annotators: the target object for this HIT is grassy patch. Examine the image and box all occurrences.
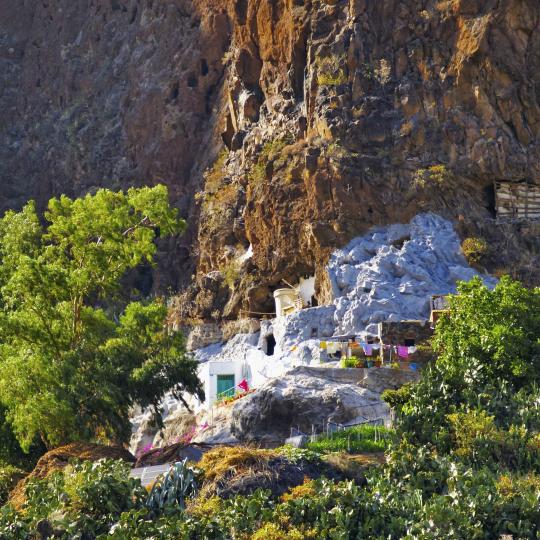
[317,55,348,86]
[306,425,394,454]
[250,135,294,188]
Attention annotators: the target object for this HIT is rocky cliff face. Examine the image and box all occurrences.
[1,0,539,309]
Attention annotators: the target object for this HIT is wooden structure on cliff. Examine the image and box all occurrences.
[495,181,540,221]
[430,294,450,326]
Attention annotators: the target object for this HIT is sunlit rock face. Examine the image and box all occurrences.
[328,213,498,335]
[2,0,540,300]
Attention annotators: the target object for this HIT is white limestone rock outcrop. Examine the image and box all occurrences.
[328,212,496,335]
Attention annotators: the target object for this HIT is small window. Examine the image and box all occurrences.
[404,338,416,347]
[311,327,318,338]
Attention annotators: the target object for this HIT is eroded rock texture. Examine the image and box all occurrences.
[1,0,539,311]
[188,0,540,319]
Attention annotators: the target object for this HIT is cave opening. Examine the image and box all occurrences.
[263,334,276,356]
[484,183,496,217]
[200,58,209,76]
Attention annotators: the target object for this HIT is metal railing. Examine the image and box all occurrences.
[289,413,389,443]
[215,384,238,402]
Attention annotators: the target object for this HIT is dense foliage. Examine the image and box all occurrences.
[1,275,540,537]
[389,276,540,454]
[0,186,203,452]
[0,460,146,538]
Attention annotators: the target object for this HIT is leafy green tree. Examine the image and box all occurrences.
[434,276,540,385]
[391,276,540,449]
[0,186,204,451]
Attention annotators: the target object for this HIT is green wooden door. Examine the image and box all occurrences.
[217,374,235,399]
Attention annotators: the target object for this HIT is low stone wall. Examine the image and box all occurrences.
[286,365,419,392]
[378,320,433,345]
[222,318,261,341]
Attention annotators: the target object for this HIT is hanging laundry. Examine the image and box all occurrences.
[397,346,409,358]
[237,379,249,392]
[372,343,381,351]
[319,341,327,350]
[408,346,417,354]
[362,343,373,356]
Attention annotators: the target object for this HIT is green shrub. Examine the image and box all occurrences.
[381,383,413,411]
[461,236,488,264]
[447,410,540,471]
[0,459,146,539]
[340,355,362,368]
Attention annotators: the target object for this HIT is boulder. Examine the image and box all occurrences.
[230,366,403,444]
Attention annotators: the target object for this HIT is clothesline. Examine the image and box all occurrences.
[319,339,417,359]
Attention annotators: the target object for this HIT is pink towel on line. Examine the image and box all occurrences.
[397,345,409,358]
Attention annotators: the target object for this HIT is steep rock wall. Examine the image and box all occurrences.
[1,0,539,308]
[0,0,230,289]
[186,0,540,320]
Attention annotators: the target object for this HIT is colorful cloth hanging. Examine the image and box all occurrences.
[397,345,409,358]
[362,343,373,356]
[237,379,249,392]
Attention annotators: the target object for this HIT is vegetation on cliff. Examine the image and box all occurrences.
[1,277,540,538]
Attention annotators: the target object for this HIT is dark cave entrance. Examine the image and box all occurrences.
[263,334,276,356]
